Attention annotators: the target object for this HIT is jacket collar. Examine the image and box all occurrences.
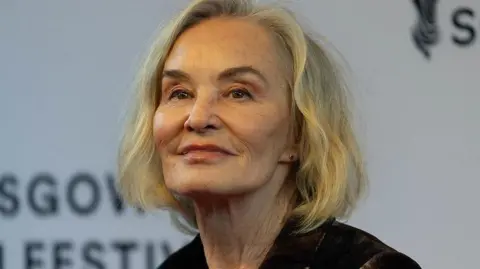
[259,217,334,268]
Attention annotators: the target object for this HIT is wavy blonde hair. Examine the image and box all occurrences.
[118,0,366,234]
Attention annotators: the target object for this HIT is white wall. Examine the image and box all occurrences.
[1,1,479,268]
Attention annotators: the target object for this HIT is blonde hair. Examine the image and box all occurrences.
[118,0,366,234]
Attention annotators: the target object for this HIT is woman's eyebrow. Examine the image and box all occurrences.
[162,65,268,86]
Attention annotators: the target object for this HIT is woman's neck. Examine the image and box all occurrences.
[193,170,295,269]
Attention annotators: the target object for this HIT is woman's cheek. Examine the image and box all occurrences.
[153,111,167,147]
[152,108,185,147]
[153,111,164,130]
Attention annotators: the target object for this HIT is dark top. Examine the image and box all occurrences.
[158,218,422,269]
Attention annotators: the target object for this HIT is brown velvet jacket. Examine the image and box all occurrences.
[158,218,421,269]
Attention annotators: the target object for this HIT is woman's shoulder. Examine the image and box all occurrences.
[311,220,421,268]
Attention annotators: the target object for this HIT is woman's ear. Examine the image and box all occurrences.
[281,123,299,163]
[280,150,298,163]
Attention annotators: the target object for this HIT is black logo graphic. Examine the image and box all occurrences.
[411,0,440,59]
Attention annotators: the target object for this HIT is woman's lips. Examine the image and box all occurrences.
[179,144,234,164]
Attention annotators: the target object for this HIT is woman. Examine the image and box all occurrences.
[118,0,421,268]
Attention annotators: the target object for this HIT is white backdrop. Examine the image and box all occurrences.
[1,1,479,268]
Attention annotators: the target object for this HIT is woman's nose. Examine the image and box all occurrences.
[184,98,220,132]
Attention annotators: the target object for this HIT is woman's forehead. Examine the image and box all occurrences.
[163,18,282,78]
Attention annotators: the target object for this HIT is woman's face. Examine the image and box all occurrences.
[154,17,296,197]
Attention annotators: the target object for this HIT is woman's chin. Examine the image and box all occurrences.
[166,179,257,199]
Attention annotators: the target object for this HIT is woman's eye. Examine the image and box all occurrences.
[169,89,191,100]
[229,88,252,99]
